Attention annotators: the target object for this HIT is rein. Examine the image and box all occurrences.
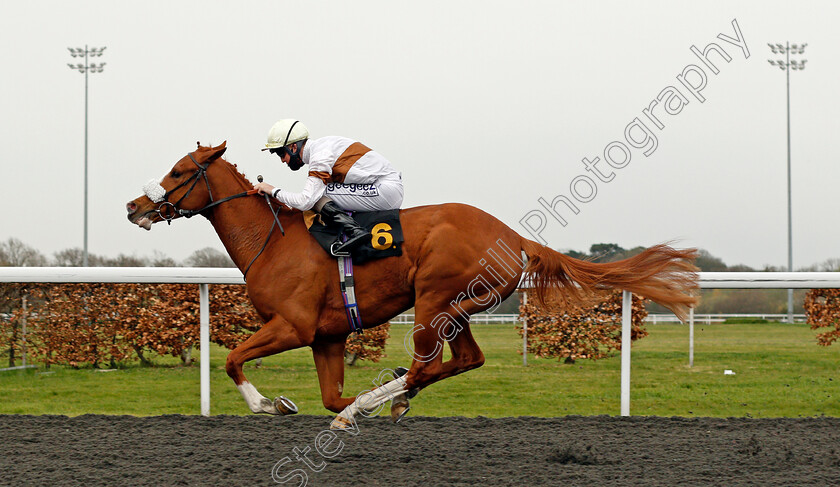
[242,176,286,278]
[155,151,286,279]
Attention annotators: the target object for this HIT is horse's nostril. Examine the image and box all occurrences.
[126,202,137,214]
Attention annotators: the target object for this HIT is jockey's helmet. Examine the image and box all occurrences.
[263,119,309,150]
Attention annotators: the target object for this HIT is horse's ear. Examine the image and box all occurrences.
[208,141,227,161]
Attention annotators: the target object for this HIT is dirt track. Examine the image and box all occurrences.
[2,414,839,486]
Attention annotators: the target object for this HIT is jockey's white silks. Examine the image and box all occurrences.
[272,135,403,212]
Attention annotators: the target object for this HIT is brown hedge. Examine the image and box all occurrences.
[0,283,389,368]
[517,289,648,362]
[804,288,840,346]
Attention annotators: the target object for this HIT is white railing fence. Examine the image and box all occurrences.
[394,312,808,325]
[391,313,520,325]
[2,268,840,417]
[618,272,840,416]
[0,267,242,416]
[646,313,807,324]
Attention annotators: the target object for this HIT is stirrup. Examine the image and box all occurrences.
[332,233,369,255]
[330,241,350,257]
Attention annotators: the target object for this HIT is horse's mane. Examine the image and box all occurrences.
[197,143,298,214]
[224,158,254,187]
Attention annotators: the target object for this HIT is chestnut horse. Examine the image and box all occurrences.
[126,142,698,428]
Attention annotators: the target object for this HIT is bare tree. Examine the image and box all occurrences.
[819,258,840,272]
[0,238,41,366]
[184,247,235,268]
[53,248,141,267]
[53,248,86,266]
[52,247,178,267]
[0,238,47,267]
[150,251,178,267]
[103,254,149,267]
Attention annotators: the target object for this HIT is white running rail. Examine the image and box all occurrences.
[0,267,241,416]
[2,268,840,417]
[619,272,840,416]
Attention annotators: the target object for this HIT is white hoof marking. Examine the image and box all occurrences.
[238,382,280,415]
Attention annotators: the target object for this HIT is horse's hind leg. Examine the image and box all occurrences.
[330,307,445,429]
[401,307,448,391]
[332,306,450,425]
[438,319,485,380]
[330,312,483,428]
[225,318,306,415]
[389,367,411,423]
[385,322,480,424]
[311,339,356,413]
[404,314,484,391]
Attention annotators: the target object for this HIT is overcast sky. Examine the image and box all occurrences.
[1,1,837,269]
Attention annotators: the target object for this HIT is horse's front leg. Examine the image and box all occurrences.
[225,318,307,415]
[314,339,411,427]
[311,339,355,413]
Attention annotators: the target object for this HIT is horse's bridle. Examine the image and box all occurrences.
[153,150,286,279]
[155,152,218,222]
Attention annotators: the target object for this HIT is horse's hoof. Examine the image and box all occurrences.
[391,401,410,423]
[273,396,298,415]
[330,416,354,430]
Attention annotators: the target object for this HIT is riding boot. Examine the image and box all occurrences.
[319,200,370,254]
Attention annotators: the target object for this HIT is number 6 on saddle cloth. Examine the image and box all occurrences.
[308,209,404,265]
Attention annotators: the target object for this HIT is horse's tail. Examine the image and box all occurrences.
[520,239,699,321]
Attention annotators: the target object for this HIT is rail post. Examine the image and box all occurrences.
[620,290,632,416]
[22,295,28,368]
[200,284,210,416]
[689,307,695,368]
[522,291,528,366]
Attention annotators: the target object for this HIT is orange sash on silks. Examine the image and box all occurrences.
[303,210,322,230]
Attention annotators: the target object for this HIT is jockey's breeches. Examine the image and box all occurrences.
[324,175,404,211]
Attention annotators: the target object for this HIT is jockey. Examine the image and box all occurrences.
[253,119,404,254]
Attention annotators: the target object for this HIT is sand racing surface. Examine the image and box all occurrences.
[2,414,840,486]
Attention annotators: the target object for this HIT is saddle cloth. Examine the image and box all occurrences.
[307,209,404,265]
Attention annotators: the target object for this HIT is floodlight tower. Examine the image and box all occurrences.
[67,46,107,267]
[767,42,807,324]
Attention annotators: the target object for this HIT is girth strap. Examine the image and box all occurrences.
[337,255,363,334]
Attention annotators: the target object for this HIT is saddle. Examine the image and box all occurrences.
[307,209,404,264]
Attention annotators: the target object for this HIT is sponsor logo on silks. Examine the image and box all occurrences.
[326,183,379,197]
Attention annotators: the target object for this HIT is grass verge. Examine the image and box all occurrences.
[0,322,836,418]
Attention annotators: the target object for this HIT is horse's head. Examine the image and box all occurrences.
[126,142,228,230]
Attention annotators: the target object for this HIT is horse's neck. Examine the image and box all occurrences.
[205,163,300,272]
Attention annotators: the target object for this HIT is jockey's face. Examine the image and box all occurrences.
[271,142,305,171]
[269,147,289,162]
[272,149,291,164]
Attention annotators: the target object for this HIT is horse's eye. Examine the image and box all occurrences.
[171,170,181,179]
